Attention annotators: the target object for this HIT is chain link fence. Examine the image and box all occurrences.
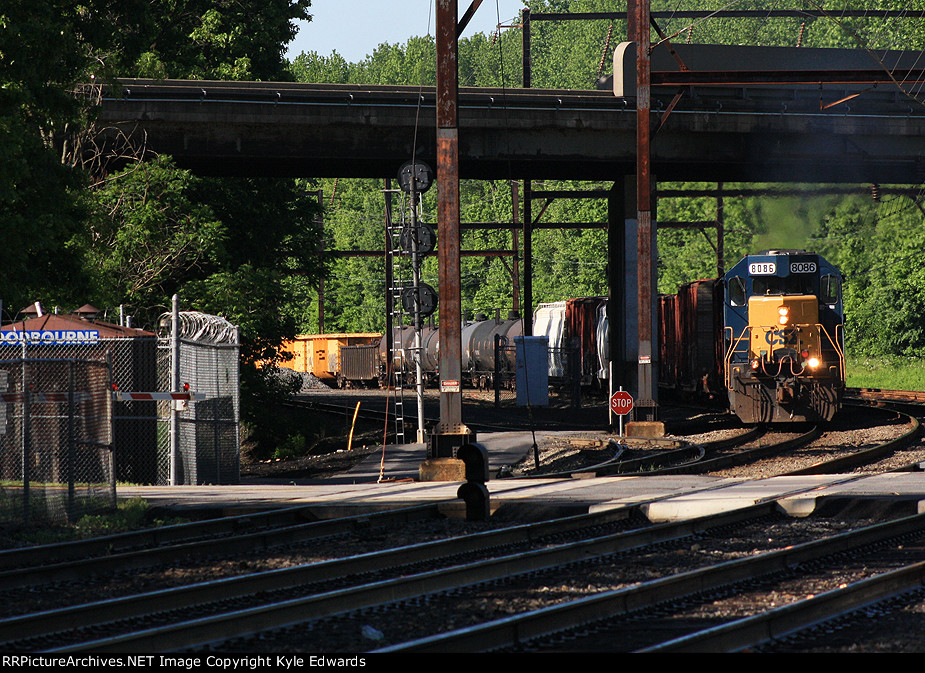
[491,338,518,407]
[0,340,115,525]
[109,336,161,487]
[109,312,240,486]
[157,312,240,486]
[492,338,581,408]
[0,310,240,524]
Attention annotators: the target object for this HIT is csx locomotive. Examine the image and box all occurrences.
[660,250,846,424]
[724,250,845,422]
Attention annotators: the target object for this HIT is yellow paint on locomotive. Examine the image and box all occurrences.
[747,295,824,373]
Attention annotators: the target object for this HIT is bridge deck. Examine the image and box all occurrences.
[95,79,925,183]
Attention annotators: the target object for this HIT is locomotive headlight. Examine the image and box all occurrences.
[777,306,790,325]
[807,357,821,368]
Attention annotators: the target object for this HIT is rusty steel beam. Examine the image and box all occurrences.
[634,0,657,418]
[463,221,607,229]
[522,8,531,88]
[529,189,610,199]
[511,181,521,314]
[522,180,533,335]
[526,186,918,200]
[658,220,719,229]
[657,186,919,198]
[717,183,725,277]
[652,69,925,86]
[533,10,919,20]
[457,0,485,38]
[435,0,468,446]
[384,178,394,382]
[330,249,515,257]
[315,189,325,333]
[520,7,534,326]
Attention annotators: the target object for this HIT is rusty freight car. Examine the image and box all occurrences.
[280,333,381,388]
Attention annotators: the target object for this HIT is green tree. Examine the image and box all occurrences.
[0,1,106,313]
[126,0,311,81]
[84,155,326,453]
[2,0,333,456]
[81,156,226,317]
[289,50,353,84]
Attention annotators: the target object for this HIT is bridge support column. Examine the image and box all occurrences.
[631,0,659,421]
[609,176,657,419]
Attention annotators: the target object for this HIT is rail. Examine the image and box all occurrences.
[378,511,925,653]
[36,504,775,652]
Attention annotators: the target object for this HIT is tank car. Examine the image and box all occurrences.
[723,250,845,423]
[379,312,524,390]
[379,324,439,386]
[463,312,524,389]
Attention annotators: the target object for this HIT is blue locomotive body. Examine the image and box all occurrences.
[722,250,845,423]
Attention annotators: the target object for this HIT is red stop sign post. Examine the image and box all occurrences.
[610,390,634,437]
[610,390,634,414]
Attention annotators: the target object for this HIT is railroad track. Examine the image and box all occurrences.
[3,390,921,652]
[0,504,652,651]
[0,502,798,651]
[5,481,922,653]
[507,403,920,479]
[691,403,920,478]
[848,388,925,404]
[378,510,925,653]
[286,391,611,433]
[0,505,445,596]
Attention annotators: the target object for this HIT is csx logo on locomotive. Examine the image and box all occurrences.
[764,327,799,347]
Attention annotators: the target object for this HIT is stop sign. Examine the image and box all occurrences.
[610,390,634,415]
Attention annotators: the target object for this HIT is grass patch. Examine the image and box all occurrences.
[1,497,187,547]
[846,355,925,391]
[271,433,308,461]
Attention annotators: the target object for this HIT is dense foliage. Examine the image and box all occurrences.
[2,0,317,454]
[5,0,925,454]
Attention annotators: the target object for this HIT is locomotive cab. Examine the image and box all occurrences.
[723,250,845,424]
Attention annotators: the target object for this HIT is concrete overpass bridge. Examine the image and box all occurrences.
[96,76,925,184]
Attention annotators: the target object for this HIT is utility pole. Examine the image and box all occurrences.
[432,0,474,456]
[631,0,658,421]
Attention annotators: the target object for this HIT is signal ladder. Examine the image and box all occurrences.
[385,163,434,446]
[386,192,407,445]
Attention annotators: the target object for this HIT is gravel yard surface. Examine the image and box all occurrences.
[5,388,925,653]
